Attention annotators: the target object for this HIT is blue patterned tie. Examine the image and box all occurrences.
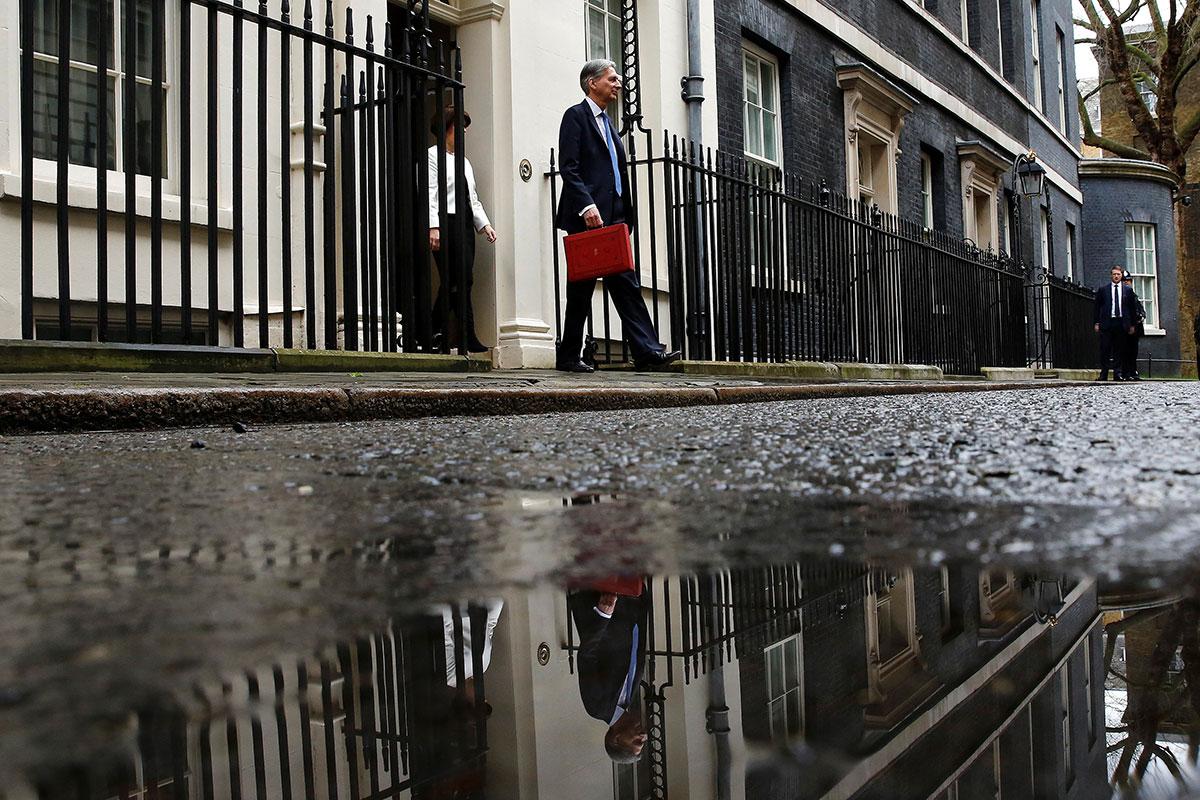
[602,112,623,196]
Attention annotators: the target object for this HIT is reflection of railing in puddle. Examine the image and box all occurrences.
[562,562,887,686]
[560,563,886,800]
[31,605,493,800]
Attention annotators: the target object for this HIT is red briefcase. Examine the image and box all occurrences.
[563,223,635,282]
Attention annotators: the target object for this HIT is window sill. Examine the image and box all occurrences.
[1142,327,1167,337]
[0,171,235,231]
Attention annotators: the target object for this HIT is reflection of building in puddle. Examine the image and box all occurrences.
[25,604,496,800]
[1100,586,1200,798]
[538,563,1108,799]
[12,567,1117,800]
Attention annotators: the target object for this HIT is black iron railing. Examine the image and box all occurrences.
[1027,273,1095,369]
[31,606,492,798]
[549,134,1028,374]
[563,561,881,686]
[19,0,472,354]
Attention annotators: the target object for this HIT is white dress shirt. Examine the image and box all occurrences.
[439,599,504,687]
[427,146,491,232]
[579,96,614,218]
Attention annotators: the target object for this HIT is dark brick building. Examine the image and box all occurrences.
[711,0,1083,285]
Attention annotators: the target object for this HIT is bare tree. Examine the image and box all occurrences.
[1076,0,1200,180]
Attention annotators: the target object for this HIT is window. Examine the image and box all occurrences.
[1056,28,1068,134]
[872,573,914,665]
[743,45,781,166]
[979,569,1025,637]
[858,137,886,206]
[995,0,1006,75]
[1039,207,1050,271]
[585,0,623,126]
[921,153,934,227]
[1083,637,1095,745]
[585,0,623,65]
[1065,221,1076,280]
[1125,222,1159,327]
[29,0,169,176]
[765,635,804,742]
[958,143,1006,252]
[1030,0,1044,110]
[1061,667,1073,784]
[1138,80,1158,116]
[1003,192,1014,257]
[839,66,913,215]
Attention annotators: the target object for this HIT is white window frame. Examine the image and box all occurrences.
[1065,221,1076,280]
[1061,666,1073,784]
[585,0,624,127]
[742,42,783,167]
[1056,27,1068,134]
[960,0,970,41]
[584,0,623,65]
[28,0,177,187]
[1040,207,1052,329]
[1137,80,1158,116]
[1003,193,1013,257]
[1125,222,1161,329]
[1083,637,1094,745]
[765,634,804,742]
[995,0,1005,75]
[1030,0,1043,110]
[921,152,934,228]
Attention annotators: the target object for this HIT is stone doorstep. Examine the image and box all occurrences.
[663,360,841,381]
[0,340,486,374]
[980,367,1037,382]
[832,363,944,381]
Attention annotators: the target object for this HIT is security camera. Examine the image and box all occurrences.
[1183,195,1194,207]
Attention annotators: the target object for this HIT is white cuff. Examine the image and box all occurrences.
[594,606,613,619]
[580,204,597,218]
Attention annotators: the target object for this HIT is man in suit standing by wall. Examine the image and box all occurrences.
[1094,265,1137,381]
[555,60,680,373]
[568,589,649,762]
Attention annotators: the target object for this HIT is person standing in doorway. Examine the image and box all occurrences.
[1094,265,1136,381]
[429,106,497,354]
[554,59,681,373]
[1121,270,1145,381]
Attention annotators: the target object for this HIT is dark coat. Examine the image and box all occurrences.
[555,100,634,235]
[568,591,647,724]
[1093,282,1137,327]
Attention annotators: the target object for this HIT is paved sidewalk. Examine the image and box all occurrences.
[0,367,1104,433]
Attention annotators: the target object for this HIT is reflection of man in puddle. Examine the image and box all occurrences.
[568,588,649,762]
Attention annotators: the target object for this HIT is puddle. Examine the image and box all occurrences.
[2,531,1196,799]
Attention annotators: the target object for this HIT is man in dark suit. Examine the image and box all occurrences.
[1120,270,1146,381]
[1094,265,1137,381]
[568,589,649,762]
[555,59,681,373]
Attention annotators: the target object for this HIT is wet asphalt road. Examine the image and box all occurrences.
[1,381,1199,776]
[2,380,1199,593]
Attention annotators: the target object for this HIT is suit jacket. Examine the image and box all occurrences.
[555,100,635,235]
[1093,282,1137,326]
[569,590,647,724]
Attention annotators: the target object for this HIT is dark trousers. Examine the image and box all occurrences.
[1122,325,1143,377]
[560,213,660,363]
[432,214,479,344]
[1098,319,1127,377]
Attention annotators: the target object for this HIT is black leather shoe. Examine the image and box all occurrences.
[556,359,595,373]
[633,349,682,370]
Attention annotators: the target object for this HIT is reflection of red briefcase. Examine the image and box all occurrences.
[563,224,635,282]
[584,577,644,597]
